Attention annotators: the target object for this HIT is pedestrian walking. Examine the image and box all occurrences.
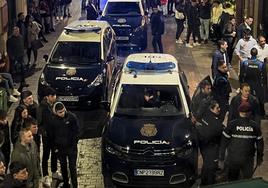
[36,87,61,187]
[210,0,223,42]
[11,128,41,188]
[0,110,11,167]
[228,83,261,124]
[212,60,231,122]
[219,102,264,181]
[174,0,185,44]
[51,102,79,188]
[199,0,211,44]
[25,15,41,68]
[0,161,28,188]
[222,16,236,64]
[190,79,213,124]
[185,0,201,48]
[39,0,51,34]
[211,40,229,79]
[16,12,27,48]
[197,100,223,185]
[237,16,253,40]
[6,27,29,90]
[11,105,29,145]
[151,6,165,53]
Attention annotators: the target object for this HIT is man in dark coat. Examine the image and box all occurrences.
[150,6,165,53]
[211,40,229,79]
[11,128,40,188]
[219,102,264,181]
[0,161,28,188]
[213,60,231,122]
[228,83,261,124]
[20,90,38,119]
[237,16,253,40]
[51,102,79,188]
[0,110,10,167]
[190,79,213,124]
[6,26,28,90]
[36,87,60,187]
[197,100,223,185]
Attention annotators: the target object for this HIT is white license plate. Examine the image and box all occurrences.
[58,96,79,102]
[116,36,129,41]
[134,169,164,176]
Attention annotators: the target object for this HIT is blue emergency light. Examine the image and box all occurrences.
[126,61,176,71]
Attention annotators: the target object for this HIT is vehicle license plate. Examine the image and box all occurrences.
[116,36,129,41]
[58,96,79,102]
[134,169,164,176]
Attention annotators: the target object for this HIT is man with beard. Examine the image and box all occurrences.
[254,35,268,62]
[212,60,231,122]
[228,83,261,124]
[197,100,223,185]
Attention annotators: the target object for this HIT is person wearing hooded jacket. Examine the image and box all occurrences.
[51,102,79,188]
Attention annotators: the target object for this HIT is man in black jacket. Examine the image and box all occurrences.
[6,26,28,90]
[213,60,231,122]
[237,16,253,40]
[219,102,264,181]
[199,0,211,44]
[37,87,60,187]
[228,83,261,124]
[151,6,165,53]
[197,100,223,185]
[51,102,79,188]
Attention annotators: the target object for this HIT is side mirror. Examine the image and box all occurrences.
[107,55,115,62]
[43,54,49,62]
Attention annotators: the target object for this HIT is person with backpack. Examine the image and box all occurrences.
[151,6,165,53]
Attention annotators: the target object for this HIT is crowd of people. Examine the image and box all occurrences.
[0,87,79,188]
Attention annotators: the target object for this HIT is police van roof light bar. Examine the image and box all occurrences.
[126,61,176,72]
[64,25,102,34]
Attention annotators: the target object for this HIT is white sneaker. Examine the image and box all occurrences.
[176,39,183,44]
[186,43,193,48]
[12,89,21,96]
[9,95,18,103]
[42,175,51,187]
[193,42,201,46]
[52,171,63,180]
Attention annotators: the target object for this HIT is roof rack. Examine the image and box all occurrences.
[64,24,102,34]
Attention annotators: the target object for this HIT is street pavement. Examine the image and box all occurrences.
[6,1,268,187]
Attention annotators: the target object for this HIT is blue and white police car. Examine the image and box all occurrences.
[102,53,198,187]
[38,20,118,108]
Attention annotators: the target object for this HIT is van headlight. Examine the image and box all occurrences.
[39,73,50,86]
[175,140,193,157]
[88,74,103,87]
[106,144,123,157]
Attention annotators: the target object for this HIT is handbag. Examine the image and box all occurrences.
[31,39,44,50]
[175,10,185,20]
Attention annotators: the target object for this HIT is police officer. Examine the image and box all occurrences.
[51,102,79,188]
[213,60,232,122]
[191,79,213,124]
[228,83,261,124]
[197,100,223,185]
[240,47,266,115]
[219,102,264,181]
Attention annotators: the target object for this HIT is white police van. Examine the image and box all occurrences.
[38,20,118,108]
[102,53,197,187]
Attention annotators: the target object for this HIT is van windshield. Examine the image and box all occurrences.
[115,84,184,117]
[50,42,101,64]
[105,2,141,15]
